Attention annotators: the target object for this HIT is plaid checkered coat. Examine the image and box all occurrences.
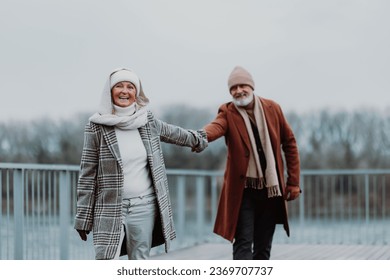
[74,111,206,259]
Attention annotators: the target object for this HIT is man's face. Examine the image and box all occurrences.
[230,84,254,107]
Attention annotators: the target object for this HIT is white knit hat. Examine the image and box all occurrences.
[110,69,140,95]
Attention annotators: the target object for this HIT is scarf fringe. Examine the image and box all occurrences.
[245,177,265,190]
[267,185,282,198]
[245,177,282,198]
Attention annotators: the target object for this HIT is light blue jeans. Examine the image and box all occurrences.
[114,193,157,260]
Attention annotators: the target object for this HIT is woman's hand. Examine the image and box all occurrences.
[192,129,208,153]
[76,229,90,241]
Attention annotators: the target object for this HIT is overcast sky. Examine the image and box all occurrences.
[1,0,389,122]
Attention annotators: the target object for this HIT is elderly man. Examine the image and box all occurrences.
[203,66,301,260]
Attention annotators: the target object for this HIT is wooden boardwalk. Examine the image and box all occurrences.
[150,243,390,260]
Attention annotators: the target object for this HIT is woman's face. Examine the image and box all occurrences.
[111,81,137,107]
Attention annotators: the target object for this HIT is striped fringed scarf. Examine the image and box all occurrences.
[235,96,281,198]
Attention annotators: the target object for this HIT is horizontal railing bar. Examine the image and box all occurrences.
[167,169,223,177]
[301,169,390,175]
[1,163,389,176]
[0,163,79,171]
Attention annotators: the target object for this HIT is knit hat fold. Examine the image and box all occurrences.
[110,69,140,95]
[227,66,255,90]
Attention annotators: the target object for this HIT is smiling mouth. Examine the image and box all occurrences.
[234,93,247,99]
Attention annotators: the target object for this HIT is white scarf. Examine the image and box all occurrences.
[89,103,148,130]
[235,96,281,197]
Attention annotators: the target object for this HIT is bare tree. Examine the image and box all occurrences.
[1,107,389,170]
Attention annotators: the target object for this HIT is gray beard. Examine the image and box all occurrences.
[232,94,254,107]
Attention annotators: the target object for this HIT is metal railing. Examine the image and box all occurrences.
[1,163,389,259]
[278,169,390,245]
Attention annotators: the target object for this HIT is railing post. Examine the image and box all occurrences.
[365,174,370,225]
[59,171,70,260]
[176,176,186,237]
[299,174,305,227]
[211,176,217,221]
[13,169,24,260]
[196,176,205,241]
[0,172,2,257]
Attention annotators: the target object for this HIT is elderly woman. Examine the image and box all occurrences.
[74,68,208,260]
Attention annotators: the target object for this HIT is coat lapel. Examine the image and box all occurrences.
[229,104,252,151]
[260,98,278,152]
[137,113,154,162]
[101,125,123,169]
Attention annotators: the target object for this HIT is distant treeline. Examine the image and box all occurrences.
[1,105,390,170]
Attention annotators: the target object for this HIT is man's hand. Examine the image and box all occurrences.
[284,185,301,201]
[76,229,90,241]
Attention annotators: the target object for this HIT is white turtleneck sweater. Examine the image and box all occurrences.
[114,104,153,198]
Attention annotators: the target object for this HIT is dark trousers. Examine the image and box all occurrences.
[233,188,278,260]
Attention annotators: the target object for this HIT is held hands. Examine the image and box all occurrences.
[284,185,301,201]
[192,129,208,153]
[76,229,90,241]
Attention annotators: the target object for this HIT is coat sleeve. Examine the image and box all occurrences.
[277,104,300,187]
[74,123,99,231]
[154,116,208,151]
[203,104,229,142]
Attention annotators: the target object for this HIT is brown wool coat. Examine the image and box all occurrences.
[204,97,300,242]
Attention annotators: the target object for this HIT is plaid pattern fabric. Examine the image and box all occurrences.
[74,111,206,259]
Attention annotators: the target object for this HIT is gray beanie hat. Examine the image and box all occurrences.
[227,66,255,90]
